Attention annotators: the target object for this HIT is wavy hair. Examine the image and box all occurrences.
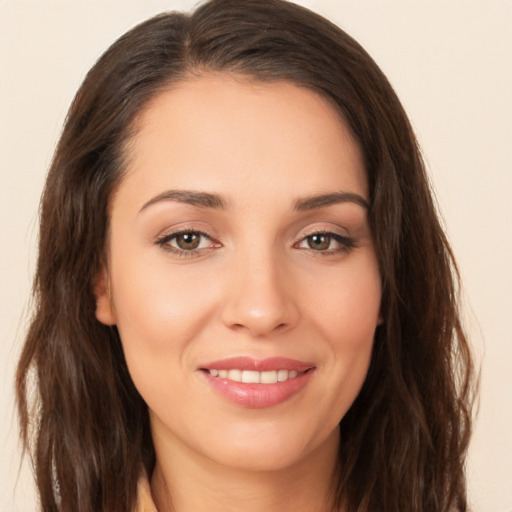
[16,1,476,511]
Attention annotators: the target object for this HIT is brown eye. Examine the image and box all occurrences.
[175,232,201,250]
[296,231,356,254]
[156,230,213,253]
[306,234,331,251]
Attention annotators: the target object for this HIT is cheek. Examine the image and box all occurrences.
[308,256,381,343]
[108,259,219,415]
[109,253,221,362]
[307,255,381,400]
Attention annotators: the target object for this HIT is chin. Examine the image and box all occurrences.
[197,421,340,474]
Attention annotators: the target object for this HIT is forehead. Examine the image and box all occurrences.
[119,74,368,207]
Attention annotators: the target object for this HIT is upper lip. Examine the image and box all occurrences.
[199,356,315,372]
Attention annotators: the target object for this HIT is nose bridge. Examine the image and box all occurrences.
[221,241,298,336]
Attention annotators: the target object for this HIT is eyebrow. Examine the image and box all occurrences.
[138,189,369,214]
[139,190,227,212]
[293,192,369,211]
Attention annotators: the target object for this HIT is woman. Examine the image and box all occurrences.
[16,0,475,511]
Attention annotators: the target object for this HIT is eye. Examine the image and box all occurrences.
[303,233,331,251]
[172,232,205,250]
[155,229,218,255]
[296,232,356,253]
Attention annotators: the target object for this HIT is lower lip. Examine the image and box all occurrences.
[201,370,314,408]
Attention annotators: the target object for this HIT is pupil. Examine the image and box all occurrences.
[309,234,330,250]
[177,233,200,250]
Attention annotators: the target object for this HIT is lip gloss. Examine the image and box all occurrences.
[199,357,315,408]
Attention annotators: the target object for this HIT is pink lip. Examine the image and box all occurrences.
[199,357,315,409]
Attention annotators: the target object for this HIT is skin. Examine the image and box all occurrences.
[95,74,382,512]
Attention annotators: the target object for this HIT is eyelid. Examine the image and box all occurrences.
[296,224,351,241]
[153,220,220,243]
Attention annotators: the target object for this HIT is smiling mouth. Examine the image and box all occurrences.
[198,356,315,407]
[202,368,308,384]
[200,365,315,408]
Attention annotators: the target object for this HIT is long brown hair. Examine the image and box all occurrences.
[16,1,476,511]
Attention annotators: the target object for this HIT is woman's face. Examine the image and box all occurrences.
[95,75,381,473]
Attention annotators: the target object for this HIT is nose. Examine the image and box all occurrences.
[220,250,299,338]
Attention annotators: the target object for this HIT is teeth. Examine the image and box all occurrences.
[241,370,260,383]
[227,369,242,381]
[277,369,288,382]
[207,368,302,383]
[260,370,278,384]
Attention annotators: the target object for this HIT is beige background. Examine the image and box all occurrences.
[1,1,511,511]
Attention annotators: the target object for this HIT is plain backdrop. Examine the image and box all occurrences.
[1,1,511,511]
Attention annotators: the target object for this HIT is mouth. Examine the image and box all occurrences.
[199,357,315,408]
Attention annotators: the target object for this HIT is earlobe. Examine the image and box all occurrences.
[93,266,117,326]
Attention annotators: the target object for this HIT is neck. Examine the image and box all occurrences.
[150,427,340,512]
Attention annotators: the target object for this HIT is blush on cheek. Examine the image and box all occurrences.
[319,292,380,343]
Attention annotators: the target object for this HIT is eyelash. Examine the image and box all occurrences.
[294,229,357,255]
[154,229,219,258]
[154,228,357,258]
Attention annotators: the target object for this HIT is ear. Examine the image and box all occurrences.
[93,265,117,326]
